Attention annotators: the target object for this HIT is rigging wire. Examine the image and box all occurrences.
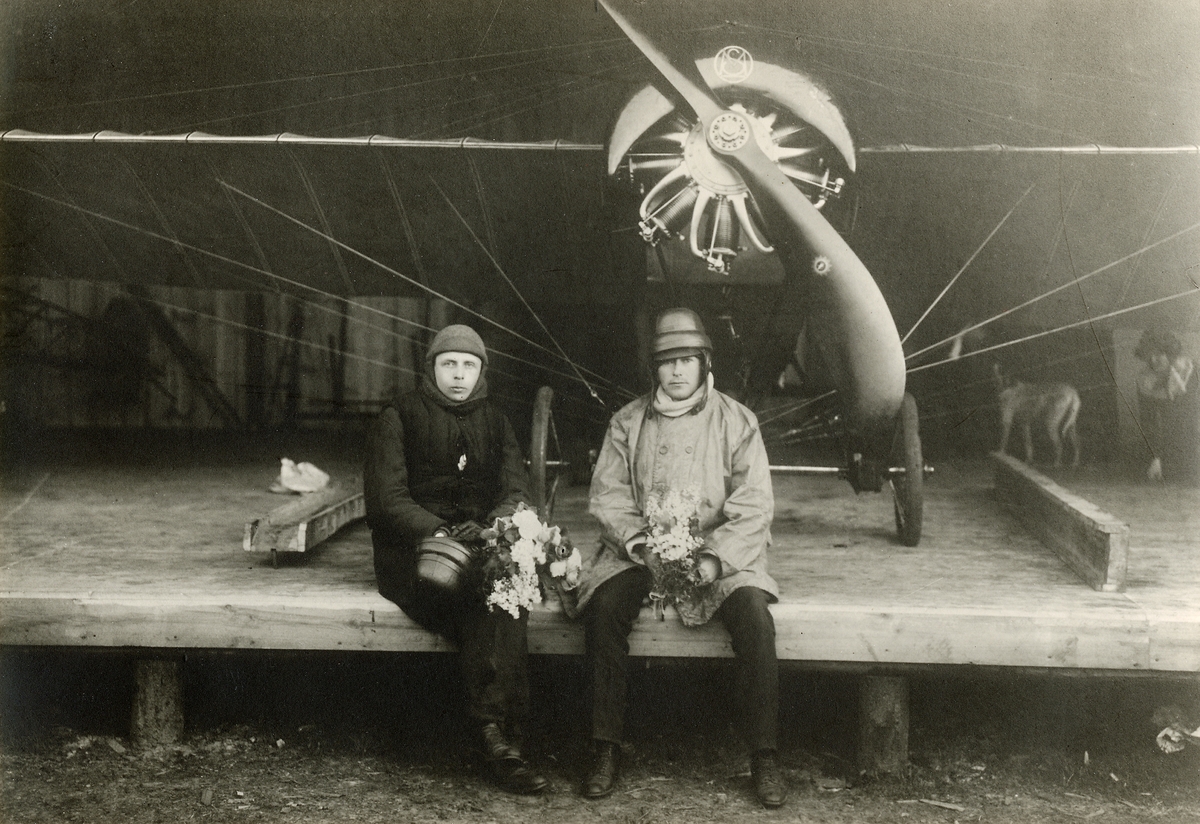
[5,181,614,399]
[902,181,1037,346]
[116,156,205,288]
[285,148,356,294]
[911,344,1121,406]
[375,152,429,287]
[409,70,619,140]
[210,158,278,282]
[465,153,500,258]
[809,57,1097,145]
[1054,161,1130,459]
[907,287,1200,375]
[912,379,1116,430]
[1111,177,1177,313]
[1033,180,1081,284]
[905,217,1200,363]
[428,175,609,408]
[154,41,632,135]
[12,35,636,117]
[738,21,1198,96]
[755,389,838,429]
[764,415,830,446]
[786,29,1145,112]
[852,82,1033,147]
[219,181,633,402]
[315,55,624,139]
[471,0,507,58]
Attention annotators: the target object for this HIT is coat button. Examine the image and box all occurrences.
[659,445,669,454]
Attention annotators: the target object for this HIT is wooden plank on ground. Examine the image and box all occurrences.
[243,483,365,554]
[992,452,1130,592]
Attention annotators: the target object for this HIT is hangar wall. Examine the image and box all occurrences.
[3,277,423,431]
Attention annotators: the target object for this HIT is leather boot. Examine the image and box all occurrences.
[479,722,548,795]
[751,749,787,808]
[583,740,621,799]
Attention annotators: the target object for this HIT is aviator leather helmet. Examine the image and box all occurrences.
[414,534,475,595]
[651,307,713,363]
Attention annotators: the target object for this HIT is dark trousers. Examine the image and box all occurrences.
[403,583,531,728]
[584,566,779,752]
[1140,391,1199,482]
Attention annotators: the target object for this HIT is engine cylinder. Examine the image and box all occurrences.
[708,196,740,255]
[648,184,698,234]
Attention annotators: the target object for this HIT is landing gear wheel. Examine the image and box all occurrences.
[891,392,924,547]
[530,386,562,523]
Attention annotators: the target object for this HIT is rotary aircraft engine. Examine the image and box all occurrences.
[608,48,857,276]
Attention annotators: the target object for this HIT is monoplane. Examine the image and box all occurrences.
[3,1,1197,548]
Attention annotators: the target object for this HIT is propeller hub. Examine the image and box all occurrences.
[683,123,747,196]
[707,111,751,153]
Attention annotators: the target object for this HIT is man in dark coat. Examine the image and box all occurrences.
[364,323,546,794]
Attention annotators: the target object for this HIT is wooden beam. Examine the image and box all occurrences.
[243,484,365,555]
[992,452,1130,592]
[4,594,1185,670]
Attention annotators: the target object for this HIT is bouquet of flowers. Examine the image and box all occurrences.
[642,485,705,617]
[478,502,581,618]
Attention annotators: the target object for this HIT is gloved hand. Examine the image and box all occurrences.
[690,553,721,586]
[448,520,485,542]
[626,532,649,563]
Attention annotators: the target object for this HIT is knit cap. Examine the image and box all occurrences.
[427,324,488,365]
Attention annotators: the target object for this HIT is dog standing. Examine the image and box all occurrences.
[993,364,1081,467]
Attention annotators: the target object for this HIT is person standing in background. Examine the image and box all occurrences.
[1135,330,1196,482]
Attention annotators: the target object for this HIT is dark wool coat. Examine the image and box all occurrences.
[364,375,531,607]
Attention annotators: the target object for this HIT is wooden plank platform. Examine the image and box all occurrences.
[1,447,1197,674]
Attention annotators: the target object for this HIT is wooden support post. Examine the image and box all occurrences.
[131,658,184,747]
[858,675,908,775]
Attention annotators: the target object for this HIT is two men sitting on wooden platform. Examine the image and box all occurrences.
[364,311,786,808]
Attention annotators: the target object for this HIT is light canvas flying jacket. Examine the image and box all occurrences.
[576,387,778,626]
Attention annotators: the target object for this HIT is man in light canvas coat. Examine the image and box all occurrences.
[577,307,786,808]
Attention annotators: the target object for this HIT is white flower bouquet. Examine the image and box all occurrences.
[643,485,704,616]
[478,502,581,618]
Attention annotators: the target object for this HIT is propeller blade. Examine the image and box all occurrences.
[602,0,899,431]
[607,84,675,175]
[780,165,826,185]
[721,124,906,427]
[630,156,685,173]
[772,124,805,141]
[774,145,818,161]
[597,0,723,125]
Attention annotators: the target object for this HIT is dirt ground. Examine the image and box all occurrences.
[1,650,1198,824]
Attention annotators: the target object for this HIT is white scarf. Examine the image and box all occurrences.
[652,373,714,418]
